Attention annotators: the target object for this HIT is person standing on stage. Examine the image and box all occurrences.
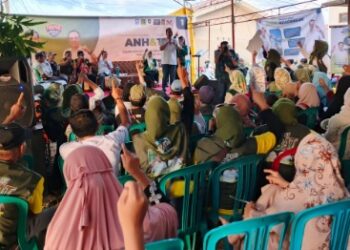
[160,28,178,93]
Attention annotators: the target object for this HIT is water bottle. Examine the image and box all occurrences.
[115,66,120,77]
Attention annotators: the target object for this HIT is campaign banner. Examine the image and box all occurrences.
[256,9,326,59]
[330,26,350,74]
[28,16,189,62]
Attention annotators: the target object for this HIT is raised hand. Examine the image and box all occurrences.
[117,181,147,250]
[111,79,123,100]
[264,169,289,188]
[121,144,141,176]
[251,86,269,110]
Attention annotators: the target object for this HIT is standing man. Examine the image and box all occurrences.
[214,41,238,99]
[160,28,178,93]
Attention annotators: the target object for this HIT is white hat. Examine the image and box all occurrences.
[171,79,182,94]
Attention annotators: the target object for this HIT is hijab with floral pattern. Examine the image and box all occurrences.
[249,133,348,249]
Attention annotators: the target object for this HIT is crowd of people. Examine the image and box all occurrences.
[0,26,350,249]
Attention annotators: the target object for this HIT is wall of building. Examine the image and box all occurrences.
[192,2,258,75]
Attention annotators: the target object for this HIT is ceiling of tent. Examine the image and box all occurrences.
[4,0,345,16]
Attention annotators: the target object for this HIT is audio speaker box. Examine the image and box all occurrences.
[0,58,34,127]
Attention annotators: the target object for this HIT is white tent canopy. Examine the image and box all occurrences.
[5,0,341,17]
[5,0,199,17]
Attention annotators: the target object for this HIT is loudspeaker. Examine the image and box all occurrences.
[0,58,34,127]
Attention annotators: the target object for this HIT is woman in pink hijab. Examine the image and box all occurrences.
[296,82,320,110]
[45,146,178,250]
[223,133,348,249]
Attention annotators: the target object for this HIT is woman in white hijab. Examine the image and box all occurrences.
[324,88,350,159]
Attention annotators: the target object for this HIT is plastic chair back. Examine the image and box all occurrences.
[159,161,215,248]
[203,114,213,133]
[0,196,39,250]
[145,238,184,250]
[203,211,293,250]
[297,107,318,129]
[339,126,350,189]
[208,155,263,223]
[243,127,254,137]
[290,199,350,250]
[129,122,146,136]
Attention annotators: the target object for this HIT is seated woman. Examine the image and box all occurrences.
[223,133,348,249]
[132,65,193,178]
[312,71,332,109]
[319,73,350,120]
[133,95,190,178]
[296,82,320,128]
[143,49,159,88]
[198,85,215,117]
[269,67,292,96]
[194,90,284,164]
[265,98,311,182]
[225,93,256,128]
[324,88,350,159]
[225,67,248,94]
[45,146,178,249]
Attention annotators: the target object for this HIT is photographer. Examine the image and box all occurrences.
[214,41,239,100]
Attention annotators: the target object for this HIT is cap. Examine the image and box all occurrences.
[171,80,182,94]
[0,123,28,150]
[199,85,215,105]
[129,84,146,102]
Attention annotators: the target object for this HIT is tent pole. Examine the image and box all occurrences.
[231,0,235,49]
[348,0,350,26]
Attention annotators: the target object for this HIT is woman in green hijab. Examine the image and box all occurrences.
[264,98,311,182]
[133,96,189,178]
[194,91,284,164]
[168,97,182,125]
[264,49,281,83]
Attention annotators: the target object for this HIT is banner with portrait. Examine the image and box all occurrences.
[256,9,326,59]
[28,16,189,62]
[330,26,350,74]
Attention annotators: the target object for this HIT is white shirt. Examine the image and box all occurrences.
[59,126,129,176]
[161,39,177,65]
[98,59,113,75]
[37,61,53,77]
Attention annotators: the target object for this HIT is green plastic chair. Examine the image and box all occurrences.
[159,161,215,250]
[129,122,146,136]
[339,126,350,189]
[208,155,263,224]
[297,107,318,129]
[290,199,350,250]
[203,114,213,133]
[0,196,39,250]
[203,211,294,250]
[145,238,184,250]
[243,127,254,137]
